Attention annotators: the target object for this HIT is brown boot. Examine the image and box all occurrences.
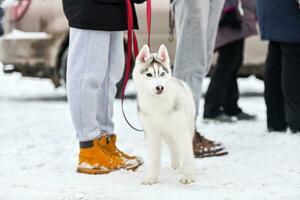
[193,131,228,158]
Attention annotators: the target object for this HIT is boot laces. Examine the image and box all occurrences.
[96,139,112,157]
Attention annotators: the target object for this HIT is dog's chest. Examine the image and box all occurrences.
[137,96,185,130]
[138,96,180,117]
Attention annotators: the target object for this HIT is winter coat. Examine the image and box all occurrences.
[62,0,146,31]
[215,0,257,49]
[256,0,300,43]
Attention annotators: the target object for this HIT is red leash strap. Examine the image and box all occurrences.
[146,0,151,47]
[121,0,151,132]
[122,0,141,98]
[122,0,134,99]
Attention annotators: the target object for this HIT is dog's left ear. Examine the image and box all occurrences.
[137,45,151,63]
[157,44,170,65]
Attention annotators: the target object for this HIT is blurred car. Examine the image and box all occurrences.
[0,0,69,87]
[0,0,267,91]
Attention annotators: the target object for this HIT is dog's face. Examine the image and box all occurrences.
[133,45,172,96]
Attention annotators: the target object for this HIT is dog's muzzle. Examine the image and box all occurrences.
[155,86,164,95]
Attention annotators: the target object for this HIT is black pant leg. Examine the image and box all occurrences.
[264,42,287,131]
[281,42,300,132]
[224,77,243,115]
[204,39,244,118]
[223,40,244,115]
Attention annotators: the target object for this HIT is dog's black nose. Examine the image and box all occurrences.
[156,86,164,92]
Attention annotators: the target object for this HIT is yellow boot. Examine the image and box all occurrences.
[105,134,143,170]
[77,135,125,174]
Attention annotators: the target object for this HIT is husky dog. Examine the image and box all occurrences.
[133,45,196,185]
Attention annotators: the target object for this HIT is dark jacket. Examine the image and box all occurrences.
[216,0,257,49]
[256,0,300,43]
[62,0,146,31]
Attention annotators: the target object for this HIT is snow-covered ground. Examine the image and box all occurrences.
[0,71,299,200]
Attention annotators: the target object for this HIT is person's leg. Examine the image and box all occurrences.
[224,79,242,115]
[281,42,300,132]
[67,28,110,141]
[173,0,209,116]
[68,29,141,174]
[223,39,244,116]
[264,42,287,131]
[206,0,225,69]
[173,0,228,157]
[96,31,125,134]
[204,39,244,118]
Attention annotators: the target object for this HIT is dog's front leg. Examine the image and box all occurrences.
[176,133,196,184]
[165,139,180,170]
[142,131,161,185]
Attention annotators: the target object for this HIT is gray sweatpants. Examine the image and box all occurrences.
[173,0,225,116]
[67,28,124,142]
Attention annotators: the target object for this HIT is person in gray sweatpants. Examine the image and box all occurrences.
[63,0,145,174]
[67,29,143,173]
[173,0,228,157]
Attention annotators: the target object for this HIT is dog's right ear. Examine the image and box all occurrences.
[137,45,151,63]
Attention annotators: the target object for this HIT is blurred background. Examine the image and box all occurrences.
[0,0,267,98]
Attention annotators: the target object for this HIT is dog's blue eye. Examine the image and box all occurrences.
[146,73,153,77]
[160,72,166,77]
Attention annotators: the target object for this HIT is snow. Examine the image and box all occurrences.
[0,70,299,200]
[1,30,52,40]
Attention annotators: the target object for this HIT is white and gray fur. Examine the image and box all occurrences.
[133,45,196,185]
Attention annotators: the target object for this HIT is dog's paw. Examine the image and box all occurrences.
[141,176,158,185]
[180,175,196,184]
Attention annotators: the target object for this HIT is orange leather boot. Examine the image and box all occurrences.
[105,134,143,170]
[77,135,125,174]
